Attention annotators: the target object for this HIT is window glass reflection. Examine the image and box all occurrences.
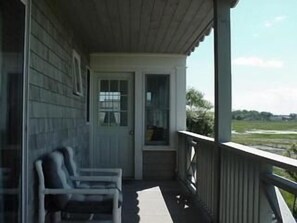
[0,0,25,222]
[145,75,170,145]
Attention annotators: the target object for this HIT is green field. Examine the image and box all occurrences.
[232,120,297,152]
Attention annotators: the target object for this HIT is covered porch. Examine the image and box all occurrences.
[1,0,297,222]
[22,0,297,221]
[25,0,235,220]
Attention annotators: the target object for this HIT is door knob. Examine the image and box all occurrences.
[129,130,134,136]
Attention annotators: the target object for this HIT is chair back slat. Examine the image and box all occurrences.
[58,147,78,177]
[42,151,73,210]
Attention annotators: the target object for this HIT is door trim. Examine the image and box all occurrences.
[22,0,30,222]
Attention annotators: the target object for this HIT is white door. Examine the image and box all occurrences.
[92,72,134,178]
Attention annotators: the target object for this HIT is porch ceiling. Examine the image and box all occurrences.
[57,0,237,55]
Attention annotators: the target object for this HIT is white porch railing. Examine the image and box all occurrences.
[178,131,297,223]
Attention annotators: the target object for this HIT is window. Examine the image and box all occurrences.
[98,80,128,127]
[0,0,25,221]
[72,50,83,96]
[145,75,169,145]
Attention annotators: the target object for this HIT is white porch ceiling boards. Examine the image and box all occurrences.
[56,0,236,55]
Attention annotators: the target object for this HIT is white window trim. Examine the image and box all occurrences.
[72,49,83,96]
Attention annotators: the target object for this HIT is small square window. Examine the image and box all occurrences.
[72,50,83,96]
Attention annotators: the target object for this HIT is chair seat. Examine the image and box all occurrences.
[64,195,113,214]
[63,192,123,214]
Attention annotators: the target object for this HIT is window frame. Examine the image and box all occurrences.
[72,49,83,96]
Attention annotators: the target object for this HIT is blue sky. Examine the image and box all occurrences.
[187,0,297,115]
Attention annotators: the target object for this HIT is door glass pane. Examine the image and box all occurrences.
[0,0,25,222]
[98,80,128,126]
[120,112,128,126]
[112,112,120,126]
[100,80,109,92]
[120,96,127,110]
[110,80,118,92]
[99,112,107,125]
[120,80,128,95]
[145,75,169,145]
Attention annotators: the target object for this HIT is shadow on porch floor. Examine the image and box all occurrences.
[122,180,210,223]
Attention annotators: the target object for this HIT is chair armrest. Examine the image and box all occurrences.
[79,168,121,172]
[70,175,122,190]
[43,188,118,195]
[70,175,119,182]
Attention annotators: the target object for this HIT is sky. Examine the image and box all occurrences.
[186,0,297,115]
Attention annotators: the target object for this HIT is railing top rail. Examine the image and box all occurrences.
[178,131,297,172]
[221,142,297,172]
[178,131,215,143]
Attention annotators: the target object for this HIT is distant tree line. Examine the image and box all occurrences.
[232,110,273,121]
[232,110,297,121]
[186,87,297,136]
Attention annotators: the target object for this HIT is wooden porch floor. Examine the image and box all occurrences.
[59,180,210,223]
[122,180,210,223]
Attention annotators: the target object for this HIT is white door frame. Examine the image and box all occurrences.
[21,0,30,222]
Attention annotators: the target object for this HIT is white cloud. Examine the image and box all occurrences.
[264,22,273,28]
[252,33,259,38]
[275,16,287,21]
[233,57,284,68]
[264,15,287,28]
[233,87,297,115]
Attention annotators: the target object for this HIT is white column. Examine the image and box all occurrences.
[134,70,143,179]
[214,0,232,143]
[213,0,232,222]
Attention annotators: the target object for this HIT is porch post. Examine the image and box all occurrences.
[213,0,232,222]
[214,0,232,143]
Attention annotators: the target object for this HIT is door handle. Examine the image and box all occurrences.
[129,130,134,136]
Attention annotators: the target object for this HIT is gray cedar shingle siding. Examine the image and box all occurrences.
[28,0,89,221]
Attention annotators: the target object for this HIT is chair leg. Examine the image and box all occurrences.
[38,193,45,223]
[88,213,94,220]
[113,190,121,223]
[50,212,61,223]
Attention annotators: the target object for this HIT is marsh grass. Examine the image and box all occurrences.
[232,120,297,133]
[232,120,297,149]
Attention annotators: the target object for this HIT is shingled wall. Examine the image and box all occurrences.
[28,0,90,221]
